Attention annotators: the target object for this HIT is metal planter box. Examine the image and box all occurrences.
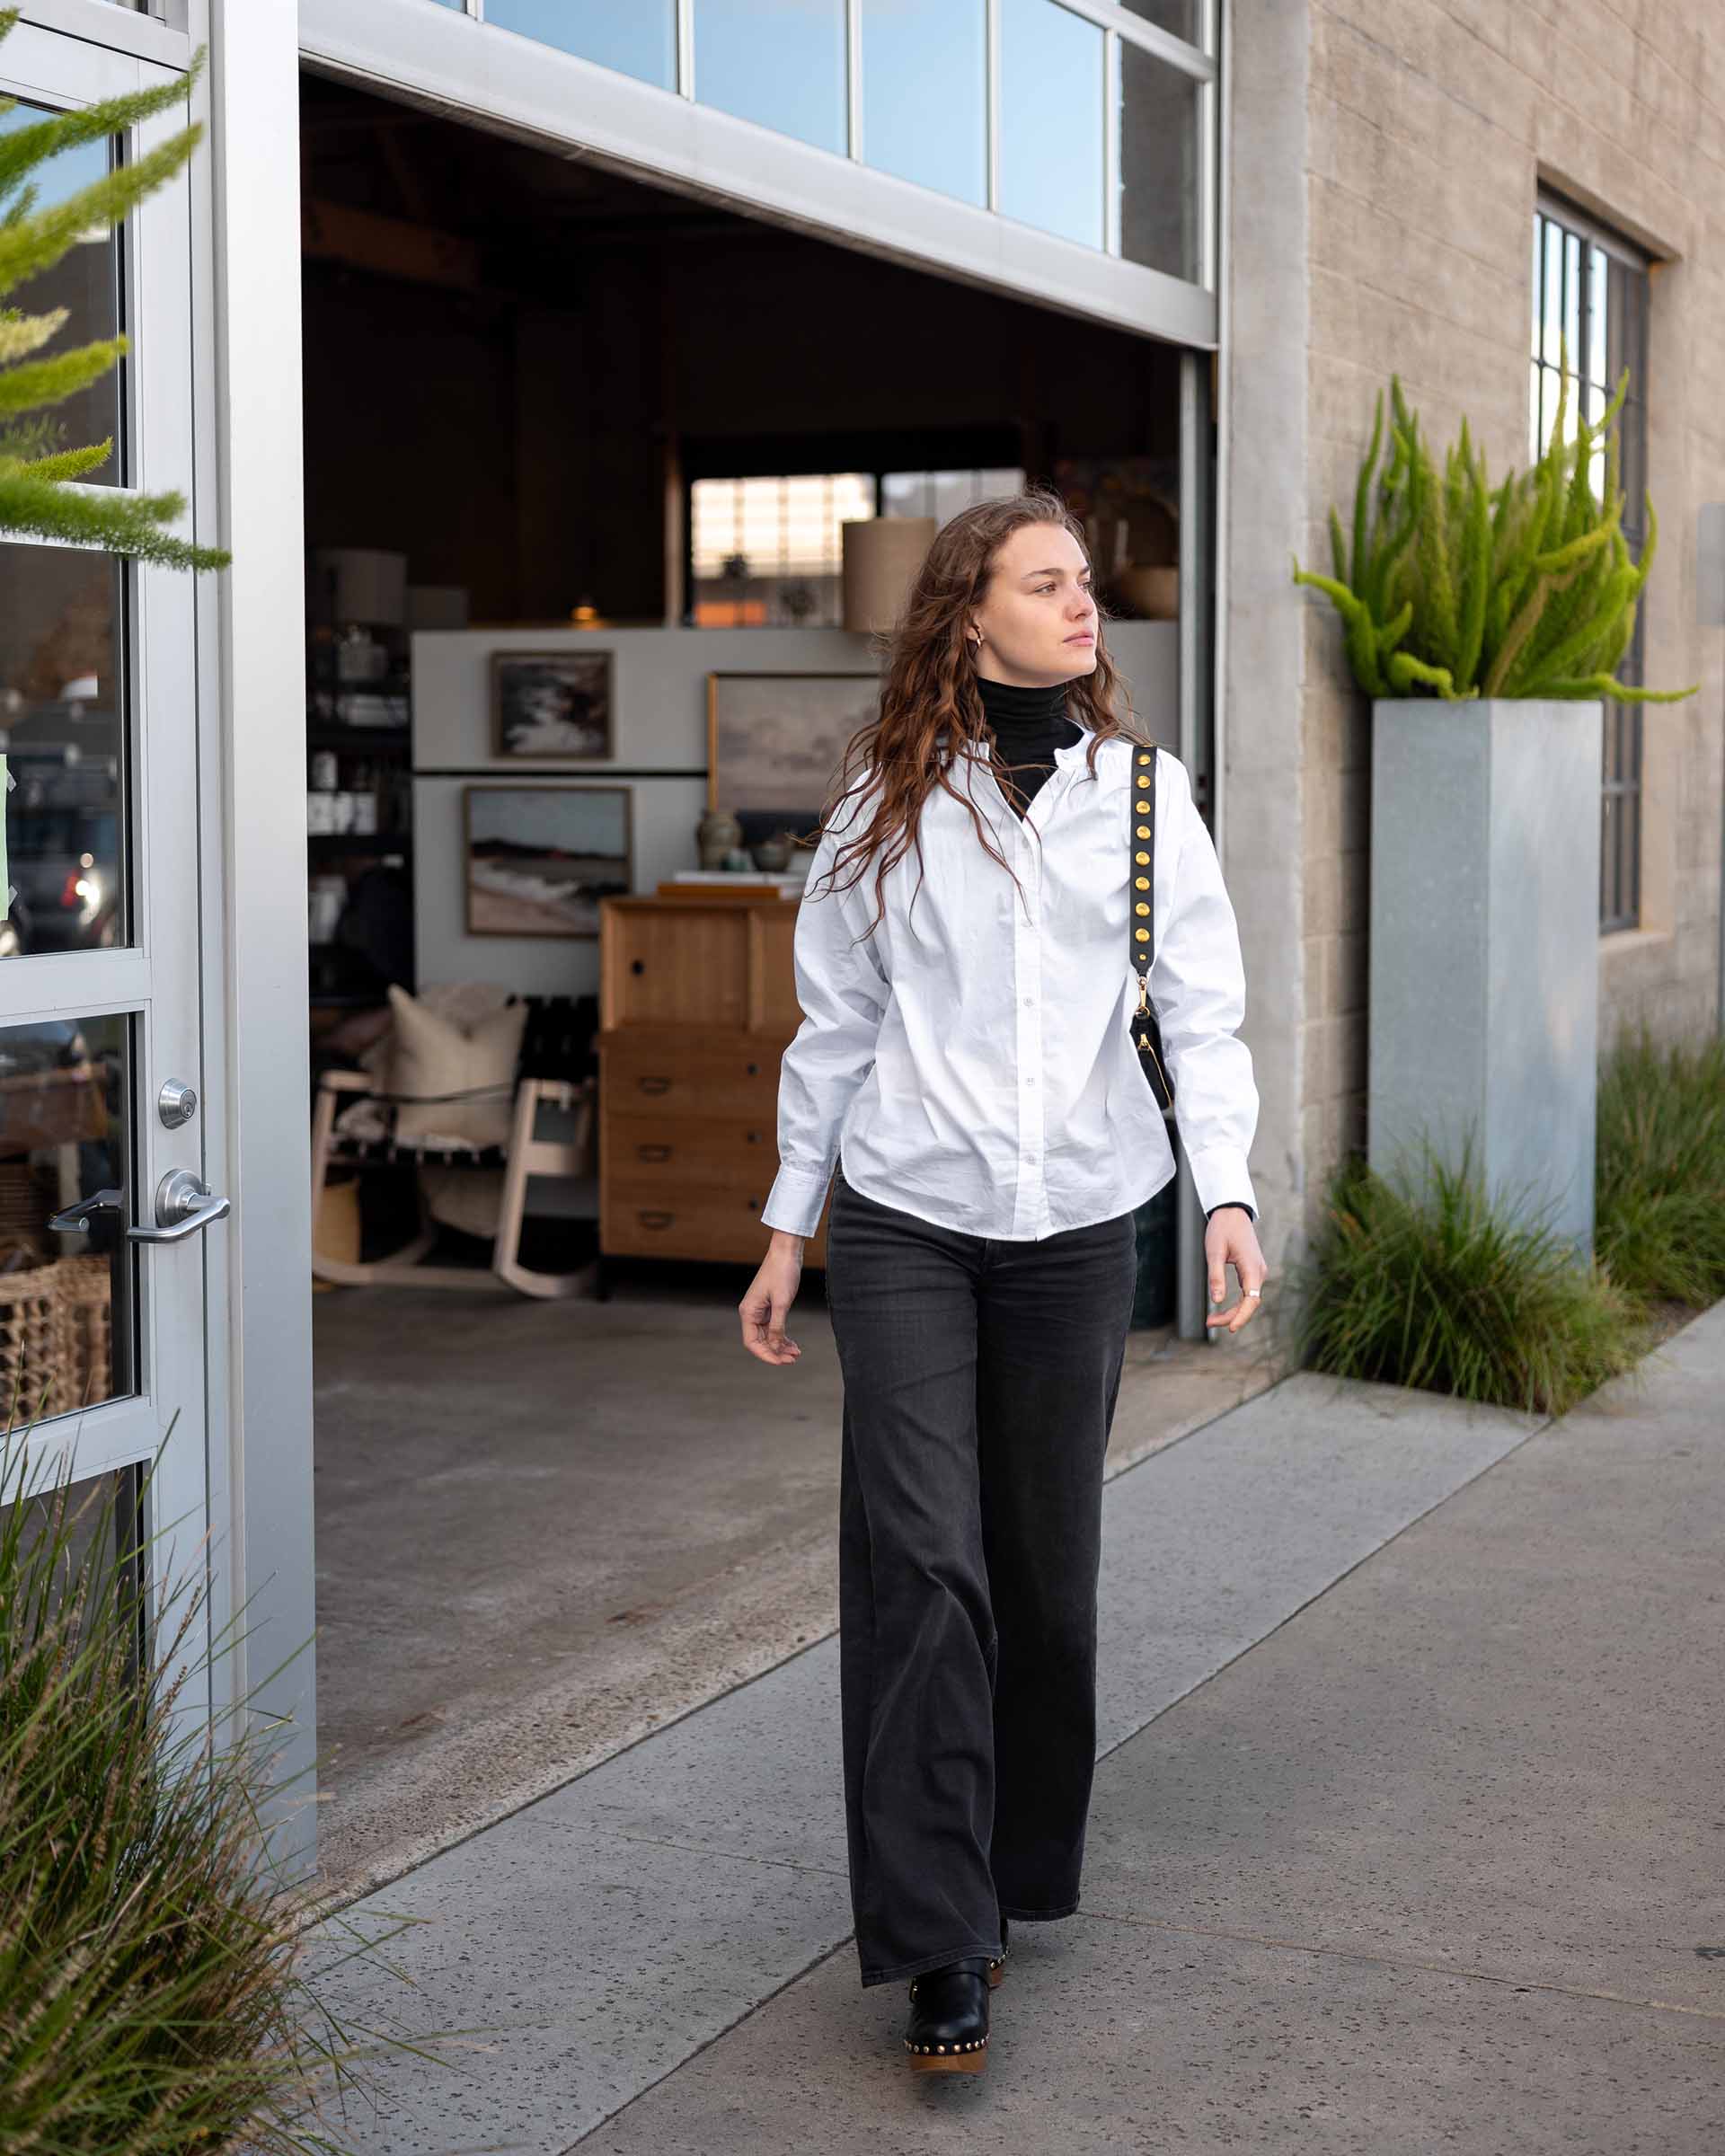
[1367,696,1602,1262]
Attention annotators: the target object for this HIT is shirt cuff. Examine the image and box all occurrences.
[1185,1144,1257,1223]
[760,1162,835,1240]
[1205,1200,1256,1225]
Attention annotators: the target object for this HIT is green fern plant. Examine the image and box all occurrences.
[0,6,228,569]
[1291,340,1694,705]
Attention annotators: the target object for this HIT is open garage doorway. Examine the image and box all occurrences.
[296,66,1262,1902]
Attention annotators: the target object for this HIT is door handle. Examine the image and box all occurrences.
[48,1171,231,1244]
[47,1187,125,1234]
[128,1169,230,1243]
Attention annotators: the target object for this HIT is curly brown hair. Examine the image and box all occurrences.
[808,484,1144,938]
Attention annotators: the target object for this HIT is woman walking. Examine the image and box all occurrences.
[738,487,1266,2072]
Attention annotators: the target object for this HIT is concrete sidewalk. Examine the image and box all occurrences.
[308,1304,1725,2155]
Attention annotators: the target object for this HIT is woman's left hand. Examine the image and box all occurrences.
[1204,1206,1268,1331]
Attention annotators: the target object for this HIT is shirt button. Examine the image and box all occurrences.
[1022,994,1033,1007]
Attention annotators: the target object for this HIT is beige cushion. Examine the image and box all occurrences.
[385,984,526,1149]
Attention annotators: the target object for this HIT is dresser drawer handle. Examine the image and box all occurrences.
[745,1062,759,1076]
[635,1075,672,1095]
[636,1210,675,1230]
[636,1144,671,1162]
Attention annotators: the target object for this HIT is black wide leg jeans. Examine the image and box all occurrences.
[824,1163,1139,1989]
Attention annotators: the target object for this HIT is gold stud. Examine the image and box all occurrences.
[1135,901,1149,915]
[1135,927,1149,941]
[1134,875,1149,889]
[1135,851,1149,864]
[1135,824,1151,837]
[936,2044,945,2053]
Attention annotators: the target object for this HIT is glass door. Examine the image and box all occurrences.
[0,24,217,1689]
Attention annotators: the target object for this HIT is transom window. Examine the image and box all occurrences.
[421,1,1216,287]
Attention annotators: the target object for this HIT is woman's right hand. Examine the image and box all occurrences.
[739,1231,806,1365]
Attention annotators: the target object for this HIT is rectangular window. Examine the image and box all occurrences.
[1530,193,1650,933]
[1116,41,1200,281]
[861,0,987,208]
[483,1,677,86]
[0,102,126,490]
[0,547,128,959]
[694,0,848,155]
[998,0,1106,251]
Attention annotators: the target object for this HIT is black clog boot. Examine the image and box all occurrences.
[903,1955,992,2072]
[988,1914,1011,1986]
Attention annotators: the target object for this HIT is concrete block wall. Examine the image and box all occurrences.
[1297,0,1725,1215]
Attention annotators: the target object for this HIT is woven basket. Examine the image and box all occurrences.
[57,1252,114,1409]
[0,1251,72,1426]
[0,1162,51,1257]
[0,1250,116,1425]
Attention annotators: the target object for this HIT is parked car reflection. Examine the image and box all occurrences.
[2,729,123,957]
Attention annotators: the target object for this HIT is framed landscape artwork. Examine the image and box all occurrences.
[705,671,879,846]
[461,783,632,939]
[491,649,615,759]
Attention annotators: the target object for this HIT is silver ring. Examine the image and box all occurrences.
[1242,1289,1261,1299]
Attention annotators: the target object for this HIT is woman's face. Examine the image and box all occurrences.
[968,521,1099,686]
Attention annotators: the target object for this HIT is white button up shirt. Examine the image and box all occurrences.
[759,724,1259,1242]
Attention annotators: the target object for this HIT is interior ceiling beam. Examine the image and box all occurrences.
[302,196,481,290]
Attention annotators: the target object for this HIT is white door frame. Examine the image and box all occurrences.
[186,0,317,1875]
[1,17,217,1696]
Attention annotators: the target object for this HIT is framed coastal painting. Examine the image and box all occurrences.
[705,670,879,846]
[461,783,632,939]
[491,649,615,760]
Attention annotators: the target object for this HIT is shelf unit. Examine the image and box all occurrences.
[306,616,416,1017]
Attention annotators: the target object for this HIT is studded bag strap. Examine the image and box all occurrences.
[1128,738,1174,1110]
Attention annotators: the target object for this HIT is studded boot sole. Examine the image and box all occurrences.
[904,1958,991,2074]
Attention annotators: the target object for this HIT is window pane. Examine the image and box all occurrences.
[1540,217,1563,367]
[484,0,677,85]
[1529,217,1542,362]
[0,547,127,959]
[694,0,847,155]
[1562,230,1580,403]
[1120,0,1202,46]
[861,0,986,207]
[1118,44,1199,279]
[0,102,124,489]
[999,0,1104,250]
[1605,257,1647,530]
[0,1011,136,1422]
[1588,242,1607,391]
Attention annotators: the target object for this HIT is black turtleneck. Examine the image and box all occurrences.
[974,671,1258,1233]
[976,673,1083,817]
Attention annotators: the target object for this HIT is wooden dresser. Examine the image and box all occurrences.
[597,889,832,1273]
